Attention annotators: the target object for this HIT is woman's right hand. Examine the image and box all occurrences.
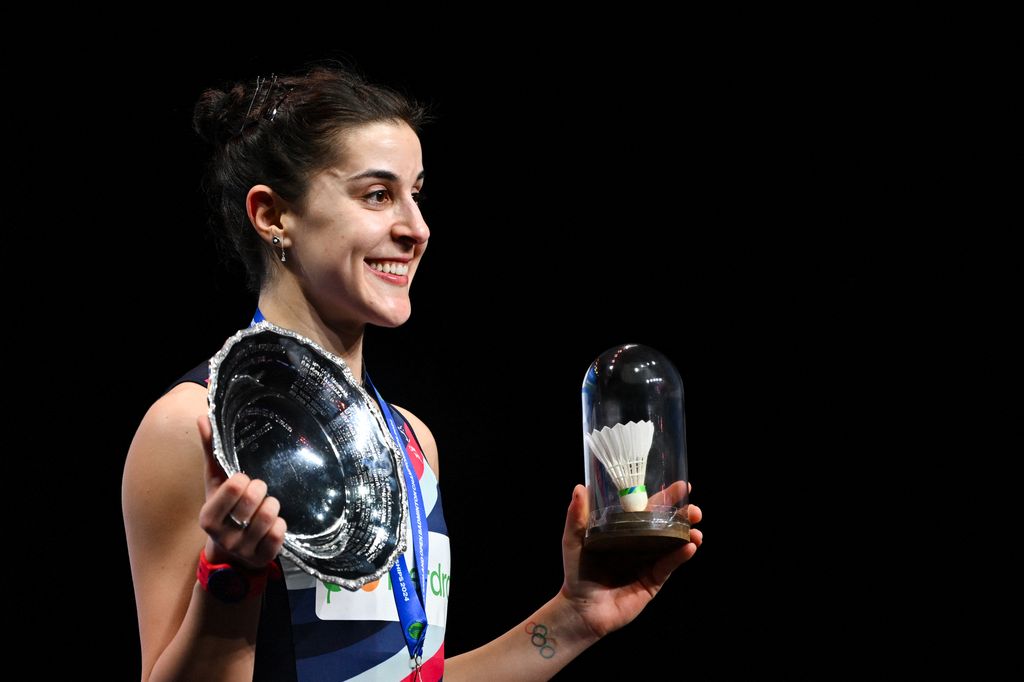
[196,414,288,568]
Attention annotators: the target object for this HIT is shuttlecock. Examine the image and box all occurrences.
[585,420,654,512]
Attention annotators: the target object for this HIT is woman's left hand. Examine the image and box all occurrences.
[559,482,703,638]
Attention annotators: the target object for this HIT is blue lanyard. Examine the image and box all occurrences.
[249,309,429,658]
[365,371,430,659]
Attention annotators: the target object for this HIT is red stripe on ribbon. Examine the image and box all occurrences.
[399,642,444,682]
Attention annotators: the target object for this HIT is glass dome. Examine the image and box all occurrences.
[582,344,690,551]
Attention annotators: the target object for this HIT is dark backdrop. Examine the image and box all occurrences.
[64,38,917,679]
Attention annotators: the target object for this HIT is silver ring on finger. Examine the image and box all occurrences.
[227,513,250,530]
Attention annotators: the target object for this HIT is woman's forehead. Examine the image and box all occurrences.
[332,121,423,176]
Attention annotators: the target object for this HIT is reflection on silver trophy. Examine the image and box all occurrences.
[208,321,408,589]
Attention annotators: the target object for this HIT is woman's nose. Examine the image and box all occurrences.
[395,201,429,245]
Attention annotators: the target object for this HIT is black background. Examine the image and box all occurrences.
[48,31,984,679]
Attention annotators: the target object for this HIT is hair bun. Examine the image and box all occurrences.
[193,84,247,146]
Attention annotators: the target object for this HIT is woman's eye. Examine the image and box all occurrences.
[412,191,423,205]
[366,190,389,204]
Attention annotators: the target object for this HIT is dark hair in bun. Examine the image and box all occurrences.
[193,63,427,293]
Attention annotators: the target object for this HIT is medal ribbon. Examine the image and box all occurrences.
[365,370,429,659]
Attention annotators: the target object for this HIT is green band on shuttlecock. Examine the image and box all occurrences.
[618,485,646,497]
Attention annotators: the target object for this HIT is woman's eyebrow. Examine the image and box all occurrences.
[347,169,426,182]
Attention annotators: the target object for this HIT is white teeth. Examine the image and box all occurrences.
[368,260,409,276]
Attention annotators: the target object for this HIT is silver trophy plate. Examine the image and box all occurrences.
[207,321,407,590]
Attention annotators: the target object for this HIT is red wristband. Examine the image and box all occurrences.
[196,549,283,603]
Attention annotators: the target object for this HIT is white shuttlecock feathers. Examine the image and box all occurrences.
[585,420,654,512]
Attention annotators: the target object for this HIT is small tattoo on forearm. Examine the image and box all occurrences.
[525,621,556,659]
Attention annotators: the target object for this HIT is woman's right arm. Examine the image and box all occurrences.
[122,384,286,682]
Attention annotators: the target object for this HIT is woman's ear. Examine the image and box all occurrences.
[246,184,290,249]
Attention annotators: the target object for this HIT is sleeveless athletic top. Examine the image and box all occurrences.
[165,359,450,681]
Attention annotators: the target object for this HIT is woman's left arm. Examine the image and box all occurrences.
[393,406,702,681]
[445,484,702,681]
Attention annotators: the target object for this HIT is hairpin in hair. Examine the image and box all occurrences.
[267,86,291,122]
[239,74,286,134]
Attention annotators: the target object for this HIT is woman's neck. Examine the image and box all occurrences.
[256,284,365,384]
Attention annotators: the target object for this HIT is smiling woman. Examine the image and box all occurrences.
[253,121,429,331]
[121,62,702,682]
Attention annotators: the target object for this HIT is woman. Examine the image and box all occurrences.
[122,64,703,682]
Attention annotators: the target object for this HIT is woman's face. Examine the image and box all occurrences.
[286,120,429,329]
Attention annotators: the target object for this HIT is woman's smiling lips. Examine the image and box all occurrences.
[364,258,411,285]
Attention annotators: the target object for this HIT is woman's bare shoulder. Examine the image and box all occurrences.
[123,382,210,522]
[128,382,209,463]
